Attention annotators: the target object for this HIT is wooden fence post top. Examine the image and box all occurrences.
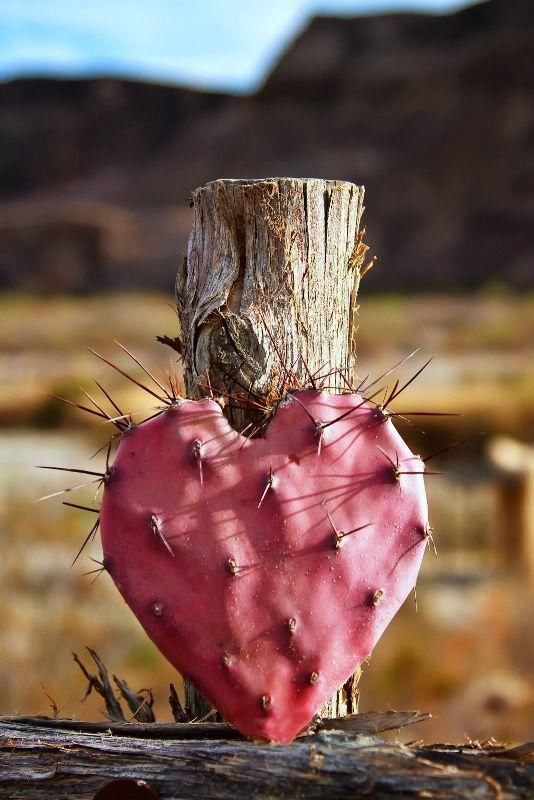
[177,176,367,409]
[192,176,362,190]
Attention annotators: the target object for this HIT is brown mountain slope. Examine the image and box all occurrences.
[0,0,533,292]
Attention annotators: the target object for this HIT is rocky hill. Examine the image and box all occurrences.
[0,0,532,292]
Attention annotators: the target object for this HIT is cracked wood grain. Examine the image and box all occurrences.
[177,178,365,412]
[1,718,532,800]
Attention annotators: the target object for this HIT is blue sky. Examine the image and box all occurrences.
[1,0,481,93]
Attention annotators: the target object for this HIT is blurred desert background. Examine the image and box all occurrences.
[1,0,533,744]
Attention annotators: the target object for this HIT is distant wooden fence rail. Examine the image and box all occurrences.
[488,436,534,585]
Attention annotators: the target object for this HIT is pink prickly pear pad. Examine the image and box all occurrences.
[100,390,428,742]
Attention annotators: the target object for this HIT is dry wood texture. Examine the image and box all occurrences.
[1,716,532,799]
[177,178,366,411]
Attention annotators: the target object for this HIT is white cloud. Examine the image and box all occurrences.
[0,0,482,91]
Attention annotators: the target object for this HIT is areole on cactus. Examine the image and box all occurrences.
[97,386,429,743]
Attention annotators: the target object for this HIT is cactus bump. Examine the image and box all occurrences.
[97,387,429,742]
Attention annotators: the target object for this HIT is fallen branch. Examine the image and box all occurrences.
[1,716,532,799]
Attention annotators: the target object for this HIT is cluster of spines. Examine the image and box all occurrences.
[39,339,470,575]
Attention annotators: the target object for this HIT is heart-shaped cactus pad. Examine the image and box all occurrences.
[100,390,428,742]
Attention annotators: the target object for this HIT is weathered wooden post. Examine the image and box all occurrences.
[177,177,366,403]
[177,177,366,720]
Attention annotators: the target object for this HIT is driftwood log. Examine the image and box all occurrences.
[1,715,532,799]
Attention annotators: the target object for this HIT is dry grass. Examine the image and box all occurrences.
[0,293,179,426]
[1,291,532,435]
